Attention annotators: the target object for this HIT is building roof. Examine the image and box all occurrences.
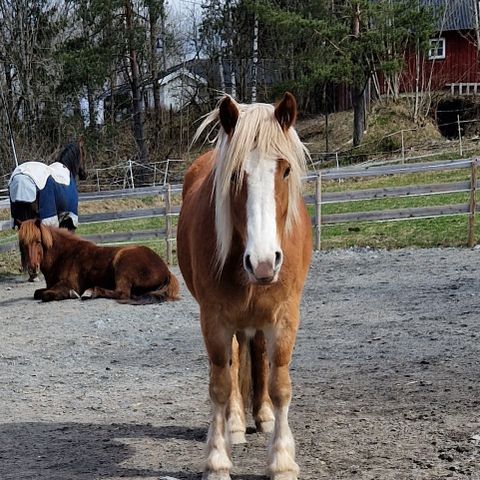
[422,0,477,31]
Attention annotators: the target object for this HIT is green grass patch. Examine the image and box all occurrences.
[320,216,474,250]
[0,248,20,279]
[0,231,16,243]
[77,217,167,235]
[320,169,470,193]
[319,192,470,215]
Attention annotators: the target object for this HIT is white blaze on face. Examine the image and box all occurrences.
[244,149,283,282]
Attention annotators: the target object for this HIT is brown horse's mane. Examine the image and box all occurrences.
[18,220,79,249]
[18,220,54,249]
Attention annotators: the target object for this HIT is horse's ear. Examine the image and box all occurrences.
[77,135,84,147]
[275,92,297,131]
[219,96,239,135]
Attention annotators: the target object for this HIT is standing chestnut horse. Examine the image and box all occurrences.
[177,93,312,480]
[18,219,179,303]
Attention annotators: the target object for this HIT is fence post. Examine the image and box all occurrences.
[163,159,170,185]
[468,159,478,247]
[458,115,463,156]
[96,169,100,191]
[153,164,156,187]
[129,159,135,189]
[165,183,173,264]
[401,130,405,164]
[315,172,322,251]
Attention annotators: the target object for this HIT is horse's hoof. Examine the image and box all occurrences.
[270,474,298,480]
[202,470,231,480]
[257,420,275,434]
[230,430,247,444]
[81,289,93,300]
[69,289,81,299]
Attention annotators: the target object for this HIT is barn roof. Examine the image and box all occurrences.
[421,0,477,31]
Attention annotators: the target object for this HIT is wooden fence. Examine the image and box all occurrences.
[315,157,478,250]
[0,158,478,262]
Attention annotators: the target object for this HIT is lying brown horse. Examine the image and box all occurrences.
[18,219,179,303]
[177,93,312,479]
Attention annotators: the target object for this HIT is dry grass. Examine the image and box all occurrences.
[296,100,445,160]
[297,111,354,153]
[79,196,166,214]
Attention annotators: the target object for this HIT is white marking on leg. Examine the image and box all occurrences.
[205,403,232,479]
[69,289,81,299]
[81,288,93,300]
[268,405,299,479]
[228,396,246,444]
[256,401,275,433]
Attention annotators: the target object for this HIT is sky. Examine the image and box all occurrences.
[168,0,203,18]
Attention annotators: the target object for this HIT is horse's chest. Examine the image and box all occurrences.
[222,292,285,329]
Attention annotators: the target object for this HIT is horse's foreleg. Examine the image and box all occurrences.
[81,286,129,300]
[37,284,76,302]
[227,333,246,444]
[203,318,233,480]
[251,331,275,433]
[33,288,47,300]
[265,318,300,480]
[82,278,132,300]
[82,276,134,300]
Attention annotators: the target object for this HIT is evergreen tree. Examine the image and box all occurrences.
[250,0,435,145]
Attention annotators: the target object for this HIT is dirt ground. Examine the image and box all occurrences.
[1,248,479,480]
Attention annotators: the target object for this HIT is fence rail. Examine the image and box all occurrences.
[1,158,479,260]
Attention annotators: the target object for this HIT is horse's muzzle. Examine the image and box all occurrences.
[27,267,40,281]
[244,256,281,285]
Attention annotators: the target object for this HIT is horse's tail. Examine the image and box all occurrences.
[161,271,180,301]
[241,331,274,431]
[238,333,253,409]
[119,271,180,305]
[231,332,253,415]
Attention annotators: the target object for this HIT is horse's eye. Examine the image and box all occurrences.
[283,167,291,179]
[231,171,238,184]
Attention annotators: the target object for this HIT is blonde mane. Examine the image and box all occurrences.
[193,97,309,271]
[19,221,53,249]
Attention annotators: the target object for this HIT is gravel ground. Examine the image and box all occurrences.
[0,248,479,480]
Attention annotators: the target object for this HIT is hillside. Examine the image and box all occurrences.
[296,102,443,159]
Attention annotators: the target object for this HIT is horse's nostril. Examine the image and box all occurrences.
[275,251,283,269]
[245,254,253,273]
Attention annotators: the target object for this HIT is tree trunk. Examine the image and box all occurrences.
[148,2,163,129]
[87,83,96,129]
[3,61,14,120]
[218,54,226,92]
[110,71,116,127]
[251,11,258,102]
[125,0,148,169]
[352,84,366,147]
[352,2,366,147]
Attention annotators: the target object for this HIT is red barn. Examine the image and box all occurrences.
[401,0,480,95]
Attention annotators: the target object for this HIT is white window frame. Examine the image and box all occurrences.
[429,37,446,60]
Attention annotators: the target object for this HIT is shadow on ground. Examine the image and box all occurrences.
[0,421,269,480]
[0,422,207,480]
